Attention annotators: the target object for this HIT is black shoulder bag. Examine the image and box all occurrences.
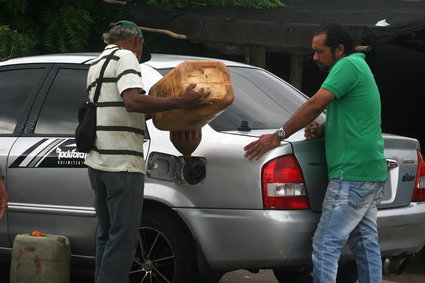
[75,48,119,153]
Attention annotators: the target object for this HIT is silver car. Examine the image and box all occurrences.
[1,53,424,283]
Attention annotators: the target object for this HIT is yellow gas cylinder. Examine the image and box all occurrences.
[149,60,234,157]
[10,232,71,283]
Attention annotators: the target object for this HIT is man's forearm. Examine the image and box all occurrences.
[283,99,325,137]
[282,88,334,138]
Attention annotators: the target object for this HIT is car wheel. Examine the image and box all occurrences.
[129,208,198,283]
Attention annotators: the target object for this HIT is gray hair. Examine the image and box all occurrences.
[102,23,139,45]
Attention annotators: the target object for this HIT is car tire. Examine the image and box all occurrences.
[129,208,198,283]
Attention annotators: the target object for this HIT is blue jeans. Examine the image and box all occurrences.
[312,173,385,283]
[88,168,144,283]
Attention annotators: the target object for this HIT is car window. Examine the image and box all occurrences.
[156,66,311,131]
[35,68,87,135]
[34,66,151,139]
[0,68,45,134]
[211,67,308,131]
[156,69,170,76]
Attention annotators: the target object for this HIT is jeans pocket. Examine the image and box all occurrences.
[348,181,375,209]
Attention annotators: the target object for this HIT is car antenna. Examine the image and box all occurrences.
[238,120,251,131]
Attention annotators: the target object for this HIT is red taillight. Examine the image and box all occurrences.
[412,151,425,202]
[261,155,309,210]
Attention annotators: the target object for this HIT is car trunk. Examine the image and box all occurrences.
[291,133,420,212]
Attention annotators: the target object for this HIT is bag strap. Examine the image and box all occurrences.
[92,48,120,104]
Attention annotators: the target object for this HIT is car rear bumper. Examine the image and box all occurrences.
[176,202,425,271]
[378,202,425,257]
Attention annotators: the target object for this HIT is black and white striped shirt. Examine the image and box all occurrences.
[84,45,146,174]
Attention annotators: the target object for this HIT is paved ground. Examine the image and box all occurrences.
[1,249,424,282]
[220,265,425,283]
[220,249,425,282]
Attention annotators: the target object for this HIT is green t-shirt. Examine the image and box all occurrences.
[322,53,387,181]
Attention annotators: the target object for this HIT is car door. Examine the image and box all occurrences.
[7,64,98,256]
[0,64,52,248]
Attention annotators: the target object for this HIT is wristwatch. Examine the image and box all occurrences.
[275,127,286,141]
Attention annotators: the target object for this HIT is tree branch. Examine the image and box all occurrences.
[103,0,126,5]
[102,0,187,39]
[354,45,372,52]
[140,26,187,40]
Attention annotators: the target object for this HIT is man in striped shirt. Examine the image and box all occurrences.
[85,20,210,283]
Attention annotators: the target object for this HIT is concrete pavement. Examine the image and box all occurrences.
[1,249,424,282]
[220,249,425,282]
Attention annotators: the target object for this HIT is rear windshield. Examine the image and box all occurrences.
[158,66,310,131]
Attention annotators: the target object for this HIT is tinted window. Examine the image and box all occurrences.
[0,68,44,134]
[35,68,87,135]
[210,67,309,131]
[156,69,170,76]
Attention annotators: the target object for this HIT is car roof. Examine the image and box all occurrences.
[0,53,253,69]
[0,53,99,66]
[145,54,251,69]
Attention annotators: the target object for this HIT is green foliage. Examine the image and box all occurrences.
[204,0,285,9]
[135,0,285,9]
[42,5,93,53]
[0,25,37,59]
[0,0,284,58]
[145,0,187,9]
[0,0,123,57]
[0,0,27,15]
[0,0,37,59]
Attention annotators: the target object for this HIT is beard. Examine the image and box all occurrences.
[316,52,338,73]
[316,62,331,73]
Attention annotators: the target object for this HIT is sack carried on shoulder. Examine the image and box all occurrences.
[74,48,119,153]
[75,102,97,153]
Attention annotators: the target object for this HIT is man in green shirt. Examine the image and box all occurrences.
[244,24,387,282]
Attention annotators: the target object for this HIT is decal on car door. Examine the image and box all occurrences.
[10,138,87,168]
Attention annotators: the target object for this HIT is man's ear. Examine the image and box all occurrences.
[336,44,345,57]
[130,36,139,49]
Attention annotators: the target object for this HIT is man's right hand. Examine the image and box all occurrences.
[304,121,324,140]
[181,84,211,108]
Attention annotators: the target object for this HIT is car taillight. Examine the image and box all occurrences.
[261,155,309,210]
[412,151,425,202]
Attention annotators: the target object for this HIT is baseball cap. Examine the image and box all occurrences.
[114,20,152,63]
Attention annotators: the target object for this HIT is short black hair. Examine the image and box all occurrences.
[315,23,355,55]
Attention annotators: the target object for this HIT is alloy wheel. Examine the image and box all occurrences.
[130,227,176,283]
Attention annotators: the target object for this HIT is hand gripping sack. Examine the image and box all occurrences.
[74,48,119,153]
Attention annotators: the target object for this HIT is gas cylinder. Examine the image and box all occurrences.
[149,60,234,157]
[10,232,71,283]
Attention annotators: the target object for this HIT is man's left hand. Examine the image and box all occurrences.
[244,133,281,160]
